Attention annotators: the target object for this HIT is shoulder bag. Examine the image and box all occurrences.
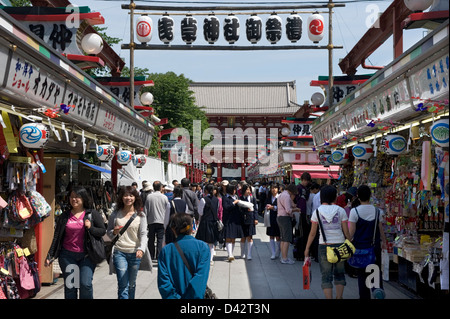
[105,212,137,264]
[85,212,107,264]
[315,209,355,263]
[348,208,379,268]
[173,241,217,299]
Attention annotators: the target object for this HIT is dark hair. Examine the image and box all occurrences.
[241,184,251,195]
[204,184,214,195]
[181,177,191,187]
[226,184,236,195]
[301,172,312,182]
[69,186,93,210]
[310,183,321,191]
[169,213,193,236]
[116,185,143,212]
[320,185,337,204]
[173,185,184,198]
[153,181,162,192]
[357,185,371,202]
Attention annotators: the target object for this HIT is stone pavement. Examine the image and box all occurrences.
[36,218,415,299]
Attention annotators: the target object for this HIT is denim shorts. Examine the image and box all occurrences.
[318,244,346,289]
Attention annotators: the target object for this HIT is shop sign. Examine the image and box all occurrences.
[61,84,99,127]
[282,152,319,164]
[0,44,8,86]
[409,53,449,103]
[95,106,148,147]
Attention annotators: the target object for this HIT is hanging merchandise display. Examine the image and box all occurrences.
[19,123,50,149]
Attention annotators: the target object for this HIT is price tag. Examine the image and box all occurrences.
[23,248,31,257]
[15,248,24,257]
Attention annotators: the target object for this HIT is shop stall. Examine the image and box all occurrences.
[0,7,154,298]
[311,20,449,298]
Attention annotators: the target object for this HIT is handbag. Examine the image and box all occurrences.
[315,209,355,263]
[105,212,137,264]
[85,212,107,264]
[348,208,379,269]
[263,208,271,227]
[174,241,217,299]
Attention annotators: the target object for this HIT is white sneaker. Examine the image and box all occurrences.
[281,258,295,265]
[270,254,276,260]
[228,256,235,262]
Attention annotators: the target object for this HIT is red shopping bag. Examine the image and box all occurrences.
[303,257,311,290]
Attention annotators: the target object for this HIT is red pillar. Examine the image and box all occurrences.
[217,163,222,182]
[393,6,403,59]
[241,163,246,181]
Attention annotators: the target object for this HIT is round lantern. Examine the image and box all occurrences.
[404,0,433,11]
[331,148,349,165]
[266,14,282,44]
[203,15,220,44]
[381,134,407,155]
[96,144,116,161]
[181,15,197,44]
[19,123,49,149]
[133,154,147,168]
[136,15,153,43]
[246,14,262,44]
[430,116,449,147]
[319,152,333,167]
[81,33,104,55]
[311,92,325,106]
[140,92,154,106]
[158,15,174,44]
[352,143,373,160]
[307,13,324,43]
[286,13,302,43]
[224,14,240,44]
[281,126,291,136]
[116,150,132,165]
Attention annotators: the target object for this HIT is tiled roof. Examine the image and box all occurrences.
[189,81,298,115]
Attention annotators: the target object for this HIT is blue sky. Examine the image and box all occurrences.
[72,0,425,104]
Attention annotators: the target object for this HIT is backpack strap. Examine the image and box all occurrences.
[315,209,327,244]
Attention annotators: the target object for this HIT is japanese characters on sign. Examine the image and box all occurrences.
[61,85,99,126]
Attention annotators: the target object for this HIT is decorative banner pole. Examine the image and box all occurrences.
[129,0,135,109]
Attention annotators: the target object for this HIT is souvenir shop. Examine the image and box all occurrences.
[0,9,154,298]
[311,20,449,298]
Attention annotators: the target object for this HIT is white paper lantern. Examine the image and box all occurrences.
[204,15,220,44]
[224,14,240,44]
[286,13,302,43]
[158,15,174,44]
[307,13,324,43]
[140,92,154,105]
[81,33,104,55]
[404,0,433,11]
[266,14,282,44]
[116,150,132,165]
[430,116,449,147]
[319,152,333,167]
[281,127,291,136]
[246,15,262,44]
[96,144,116,161]
[352,143,373,160]
[331,148,349,165]
[19,123,49,149]
[381,134,407,155]
[133,154,147,168]
[136,15,153,43]
[311,92,325,106]
[181,15,198,44]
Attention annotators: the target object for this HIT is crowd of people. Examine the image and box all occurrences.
[44,174,386,300]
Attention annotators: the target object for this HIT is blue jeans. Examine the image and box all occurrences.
[113,250,142,299]
[318,244,346,289]
[58,249,96,299]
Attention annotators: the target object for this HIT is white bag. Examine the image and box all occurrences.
[237,200,254,210]
[264,208,271,227]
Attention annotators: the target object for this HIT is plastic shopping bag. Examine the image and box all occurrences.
[263,208,271,227]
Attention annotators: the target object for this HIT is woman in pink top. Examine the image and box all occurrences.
[277,183,300,264]
[45,186,106,299]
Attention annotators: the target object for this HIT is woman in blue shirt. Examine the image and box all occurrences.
[158,213,211,299]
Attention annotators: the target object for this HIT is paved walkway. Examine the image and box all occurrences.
[36,218,415,299]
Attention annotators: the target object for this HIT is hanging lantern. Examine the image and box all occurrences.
[430,116,449,147]
[116,150,132,165]
[96,144,116,161]
[307,13,324,43]
[181,15,197,44]
[246,14,262,44]
[136,15,153,43]
[380,134,407,155]
[331,148,349,165]
[404,0,433,11]
[311,92,325,106]
[140,92,154,106]
[204,14,220,44]
[81,33,103,55]
[319,152,332,167]
[158,14,174,44]
[133,154,147,168]
[266,13,282,44]
[286,13,302,43]
[224,14,240,44]
[19,123,49,149]
[352,143,373,160]
[281,126,290,136]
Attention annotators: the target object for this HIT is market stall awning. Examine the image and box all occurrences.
[292,164,340,179]
[79,160,111,174]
